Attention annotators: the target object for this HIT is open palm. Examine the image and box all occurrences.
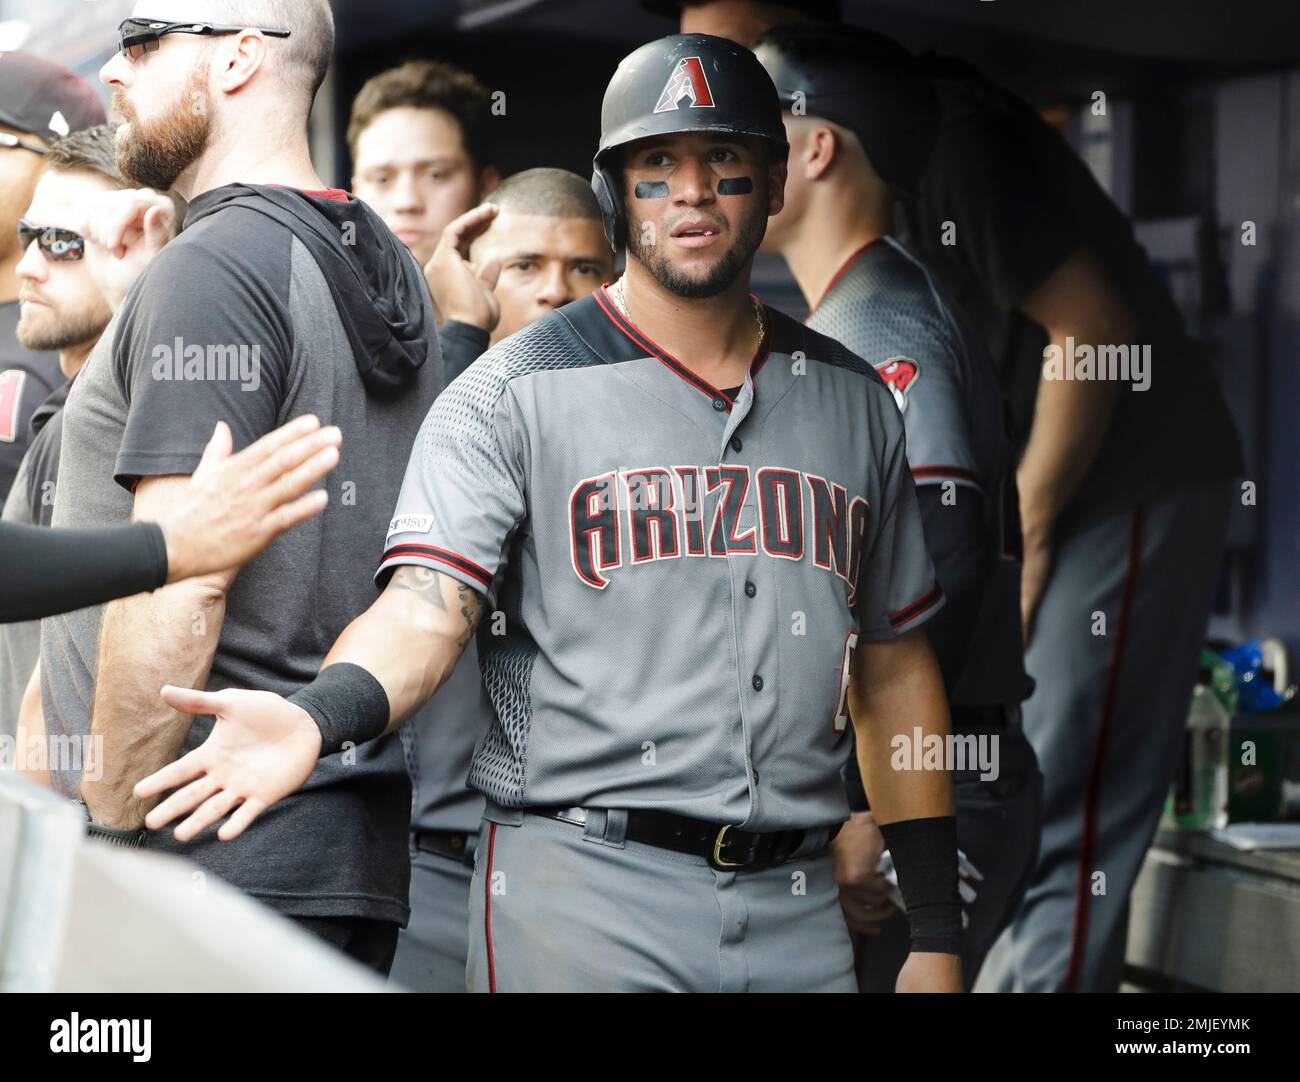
[133,685,323,842]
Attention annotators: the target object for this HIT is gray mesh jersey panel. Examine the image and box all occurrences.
[377,289,943,830]
[806,236,1027,707]
[806,236,1006,494]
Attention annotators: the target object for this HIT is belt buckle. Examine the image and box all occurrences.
[710,824,745,870]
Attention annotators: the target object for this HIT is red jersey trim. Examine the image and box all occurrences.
[594,284,772,410]
[805,237,888,320]
[889,582,943,628]
[910,465,980,483]
[484,822,498,993]
[380,543,492,588]
[266,183,351,202]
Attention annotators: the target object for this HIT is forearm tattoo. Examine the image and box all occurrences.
[391,566,482,646]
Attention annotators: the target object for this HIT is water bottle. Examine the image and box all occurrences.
[1166,663,1232,830]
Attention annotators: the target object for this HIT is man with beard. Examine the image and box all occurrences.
[0,52,105,503]
[40,1,442,975]
[134,34,964,994]
[0,124,167,732]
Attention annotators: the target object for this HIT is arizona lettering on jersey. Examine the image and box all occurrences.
[569,464,872,599]
[378,286,942,829]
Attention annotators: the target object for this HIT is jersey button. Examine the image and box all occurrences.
[752,674,764,692]
[712,398,727,411]
[730,436,743,453]
[744,581,756,598]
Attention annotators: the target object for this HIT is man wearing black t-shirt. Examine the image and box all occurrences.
[41,0,441,973]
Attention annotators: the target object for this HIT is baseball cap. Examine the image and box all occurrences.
[0,50,106,142]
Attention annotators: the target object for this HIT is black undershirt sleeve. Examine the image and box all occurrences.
[0,519,167,623]
[913,484,988,693]
[439,320,491,383]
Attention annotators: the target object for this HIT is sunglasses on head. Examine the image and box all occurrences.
[18,219,86,262]
[0,132,49,156]
[116,17,291,62]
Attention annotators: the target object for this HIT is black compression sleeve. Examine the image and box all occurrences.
[915,486,988,694]
[0,519,167,624]
[439,320,491,383]
[878,816,962,954]
[287,662,390,754]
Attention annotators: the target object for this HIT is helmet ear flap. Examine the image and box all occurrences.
[591,163,625,252]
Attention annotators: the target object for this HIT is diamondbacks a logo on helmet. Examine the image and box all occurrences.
[654,57,716,113]
[874,357,919,413]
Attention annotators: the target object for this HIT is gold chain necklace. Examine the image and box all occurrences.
[609,276,765,350]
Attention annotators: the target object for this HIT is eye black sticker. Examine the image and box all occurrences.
[717,177,753,195]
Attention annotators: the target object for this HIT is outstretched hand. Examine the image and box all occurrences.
[133,685,324,841]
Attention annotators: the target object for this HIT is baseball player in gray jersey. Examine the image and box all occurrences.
[134,34,964,993]
[756,23,1043,991]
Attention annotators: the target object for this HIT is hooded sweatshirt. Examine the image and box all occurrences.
[42,183,444,924]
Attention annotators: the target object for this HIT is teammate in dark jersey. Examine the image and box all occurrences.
[757,23,1042,991]
[676,0,1242,991]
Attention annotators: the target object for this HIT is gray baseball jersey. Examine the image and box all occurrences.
[806,236,1027,708]
[377,286,943,831]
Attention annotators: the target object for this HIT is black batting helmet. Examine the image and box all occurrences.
[753,22,941,193]
[591,33,788,251]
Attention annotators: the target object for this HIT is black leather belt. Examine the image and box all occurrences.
[413,829,475,864]
[536,806,840,871]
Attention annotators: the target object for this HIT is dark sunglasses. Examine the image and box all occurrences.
[0,132,49,156]
[116,17,291,62]
[18,219,86,262]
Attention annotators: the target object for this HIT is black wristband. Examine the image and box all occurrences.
[75,801,147,848]
[288,663,390,756]
[878,815,962,954]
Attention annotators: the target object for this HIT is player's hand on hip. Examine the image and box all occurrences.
[423,203,501,331]
[134,685,323,841]
[78,188,177,312]
[831,811,896,934]
[896,951,962,993]
[157,415,341,585]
